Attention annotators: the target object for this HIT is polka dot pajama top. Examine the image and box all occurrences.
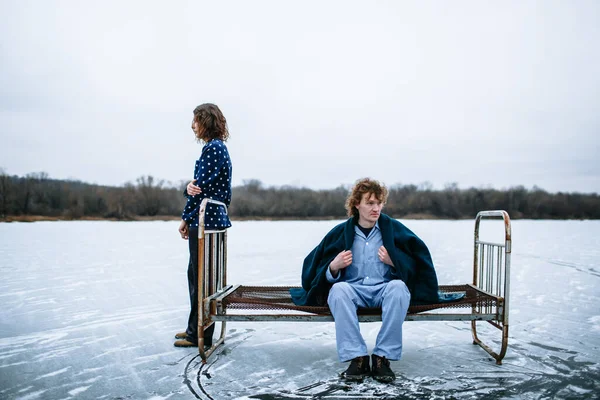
[182,139,232,231]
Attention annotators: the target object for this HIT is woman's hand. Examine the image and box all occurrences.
[179,220,189,240]
[187,179,202,196]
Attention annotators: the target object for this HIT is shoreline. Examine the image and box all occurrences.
[1,214,594,222]
[2,213,460,223]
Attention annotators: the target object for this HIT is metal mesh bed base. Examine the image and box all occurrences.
[219,284,499,316]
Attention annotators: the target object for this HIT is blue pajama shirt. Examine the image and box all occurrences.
[182,139,232,231]
[326,222,411,362]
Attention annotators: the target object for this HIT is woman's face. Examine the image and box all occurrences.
[191,118,204,138]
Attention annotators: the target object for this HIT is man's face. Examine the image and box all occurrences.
[355,193,384,226]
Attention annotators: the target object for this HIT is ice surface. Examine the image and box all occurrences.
[0,219,599,399]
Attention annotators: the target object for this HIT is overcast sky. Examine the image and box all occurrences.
[1,1,599,193]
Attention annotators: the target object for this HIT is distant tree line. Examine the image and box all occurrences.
[0,171,182,220]
[232,179,600,219]
[1,170,599,220]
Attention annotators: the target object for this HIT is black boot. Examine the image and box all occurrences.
[341,355,370,381]
[371,354,395,383]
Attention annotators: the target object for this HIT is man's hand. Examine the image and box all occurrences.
[329,250,352,277]
[187,179,202,196]
[378,246,393,266]
[179,220,189,240]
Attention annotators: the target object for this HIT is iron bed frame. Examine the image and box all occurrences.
[193,199,511,365]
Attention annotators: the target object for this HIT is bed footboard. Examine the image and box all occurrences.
[471,210,512,364]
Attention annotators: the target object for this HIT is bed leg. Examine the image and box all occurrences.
[198,325,207,362]
[198,322,227,363]
[471,320,509,365]
[219,321,227,344]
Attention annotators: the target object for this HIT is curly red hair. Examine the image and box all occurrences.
[345,178,388,218]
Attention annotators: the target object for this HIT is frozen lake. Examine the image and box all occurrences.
[0,218,599,399]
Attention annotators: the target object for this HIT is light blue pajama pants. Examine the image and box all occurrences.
[327,280,411,362]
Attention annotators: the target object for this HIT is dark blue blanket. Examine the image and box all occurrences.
[290,214,463,307]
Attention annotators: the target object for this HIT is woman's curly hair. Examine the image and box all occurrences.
[344,178,388,218]
[193,103,230,142]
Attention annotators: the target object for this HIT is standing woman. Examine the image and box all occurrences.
[175,103,232,348]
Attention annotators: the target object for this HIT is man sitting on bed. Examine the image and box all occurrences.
[290,178,445,383]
